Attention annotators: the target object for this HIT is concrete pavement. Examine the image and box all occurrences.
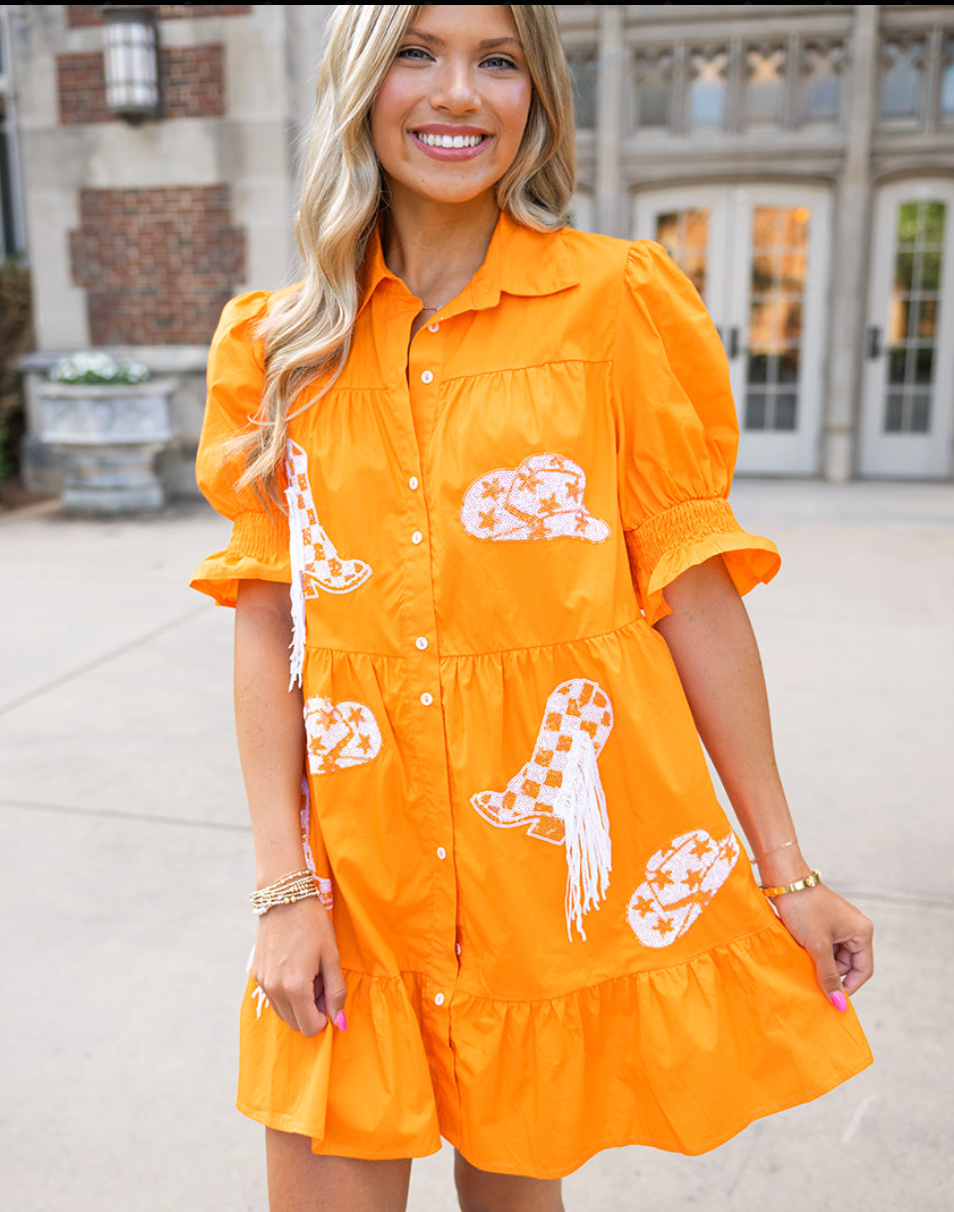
[1,478,952,1211]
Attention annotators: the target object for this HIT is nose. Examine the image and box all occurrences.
[430,57,480,114]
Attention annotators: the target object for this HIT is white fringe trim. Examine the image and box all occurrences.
[285,474,307,690]
[552,731,612,941]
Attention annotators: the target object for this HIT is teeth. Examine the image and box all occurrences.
[417,132,484,149]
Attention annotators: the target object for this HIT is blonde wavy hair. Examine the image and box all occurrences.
[233,3,577,503]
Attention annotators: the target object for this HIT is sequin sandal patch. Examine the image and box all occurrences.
[303,696,383,775]
[461,453,611,543]
[626,829,740,948]
[471,678,614,941]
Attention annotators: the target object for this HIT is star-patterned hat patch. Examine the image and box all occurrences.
[303,696,382,775]
[626,829,740,949]
[461,453,611,544]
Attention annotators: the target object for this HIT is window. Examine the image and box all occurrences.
[880,38,925,120]
[884,200,946,434]
[688,47,729,131]
[567,47,598,130]
[745,45,786,128]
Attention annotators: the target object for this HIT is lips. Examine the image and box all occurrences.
[410,127,492,159]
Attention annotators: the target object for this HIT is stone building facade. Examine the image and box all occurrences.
[4,4,954,492]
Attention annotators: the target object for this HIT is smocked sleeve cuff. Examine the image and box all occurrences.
[190,509,291,607]
[624,497,780,625]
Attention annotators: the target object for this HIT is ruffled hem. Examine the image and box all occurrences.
[190,510,291,607]
[236,921,871,1176]
[625,497,780,625]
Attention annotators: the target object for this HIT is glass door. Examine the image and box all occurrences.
[633,185,831,475]
[860,181,954,477]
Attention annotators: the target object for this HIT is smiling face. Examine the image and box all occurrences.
[370,5,533,213]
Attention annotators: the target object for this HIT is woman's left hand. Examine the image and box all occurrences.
[772,882,874,1008]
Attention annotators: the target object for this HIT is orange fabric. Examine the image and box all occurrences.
[191,215,871,1177]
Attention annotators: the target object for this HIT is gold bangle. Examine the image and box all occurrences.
[760,869,822,898]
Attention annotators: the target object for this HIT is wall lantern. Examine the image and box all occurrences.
[102,5,161,123]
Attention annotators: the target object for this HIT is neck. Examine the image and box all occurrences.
[380,186,501,309]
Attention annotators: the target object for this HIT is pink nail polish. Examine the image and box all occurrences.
[829,991,847,1013]
[334,1011,348,1031]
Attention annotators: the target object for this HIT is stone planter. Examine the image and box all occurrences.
[34,378,176,514]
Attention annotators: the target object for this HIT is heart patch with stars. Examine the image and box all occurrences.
[303,696,383,775]
[460,453,610,544]
[626,829,740,948]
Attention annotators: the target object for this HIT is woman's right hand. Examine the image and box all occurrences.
[251,897,348,1036]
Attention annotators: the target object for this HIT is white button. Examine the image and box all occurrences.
[435,992,445,1006]
[427,322,440,333]
[421,369,434,384]
[411,530,423,545]
[420,692,434,706]
[409,476,419,490]
[455,942,462,956]
[415,636,428,651]
[437,846,446,860]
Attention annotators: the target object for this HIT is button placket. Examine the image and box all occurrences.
[403,310,459,1002]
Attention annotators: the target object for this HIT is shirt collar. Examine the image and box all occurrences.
[357,210,579,319]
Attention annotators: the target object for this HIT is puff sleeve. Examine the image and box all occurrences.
[614,242,780,625]
[189,292,291,607]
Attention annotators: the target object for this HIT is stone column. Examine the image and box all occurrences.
[595,5,625,237]
[822,5,879,481]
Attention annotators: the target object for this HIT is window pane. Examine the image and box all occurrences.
[801,42,843,123]
[883,200,946,433]
[745,46,786,127]
[881,40,924,119]
[775,394,798,431]
[745,393,767,430]
[779,350,800,384]
[689,49,728,130]
[888,348,907,385]
[910,394,931,432]
[654,209,709,296]
[568,51,598,129]
[884,393,905,432]
[634,50,672,129]
[942,40,954,116]
[914,347,934,385]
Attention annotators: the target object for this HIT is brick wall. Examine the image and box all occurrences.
[69,186,247,346]
[67,5,251,27]
[57,44,226,124]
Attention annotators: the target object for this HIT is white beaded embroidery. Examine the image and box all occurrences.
[471,678,614,941]
[461,453,611,544]
[304,695,383,775]
[626,829,740,948]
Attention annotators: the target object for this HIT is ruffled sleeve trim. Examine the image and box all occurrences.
[190,508,291,607]
[625,497,780,625]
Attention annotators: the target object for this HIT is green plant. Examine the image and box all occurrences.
[0,259,33,485]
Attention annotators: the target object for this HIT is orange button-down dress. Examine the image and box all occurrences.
[191,215,871,1178]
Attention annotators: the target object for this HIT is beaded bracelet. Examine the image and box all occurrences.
[250,869,320,916]
[760,869,822,898]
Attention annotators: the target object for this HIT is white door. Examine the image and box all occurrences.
[859,181,954,478]
[633,185,832,475]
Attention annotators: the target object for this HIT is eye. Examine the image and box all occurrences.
[396,45,433,63]
[481,54,519,71]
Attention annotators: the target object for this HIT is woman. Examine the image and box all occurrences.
[191,6,873,1211]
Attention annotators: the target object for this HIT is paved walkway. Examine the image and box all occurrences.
[1,479,952,1211]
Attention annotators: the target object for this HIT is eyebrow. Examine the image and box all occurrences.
[402,29,524,52]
